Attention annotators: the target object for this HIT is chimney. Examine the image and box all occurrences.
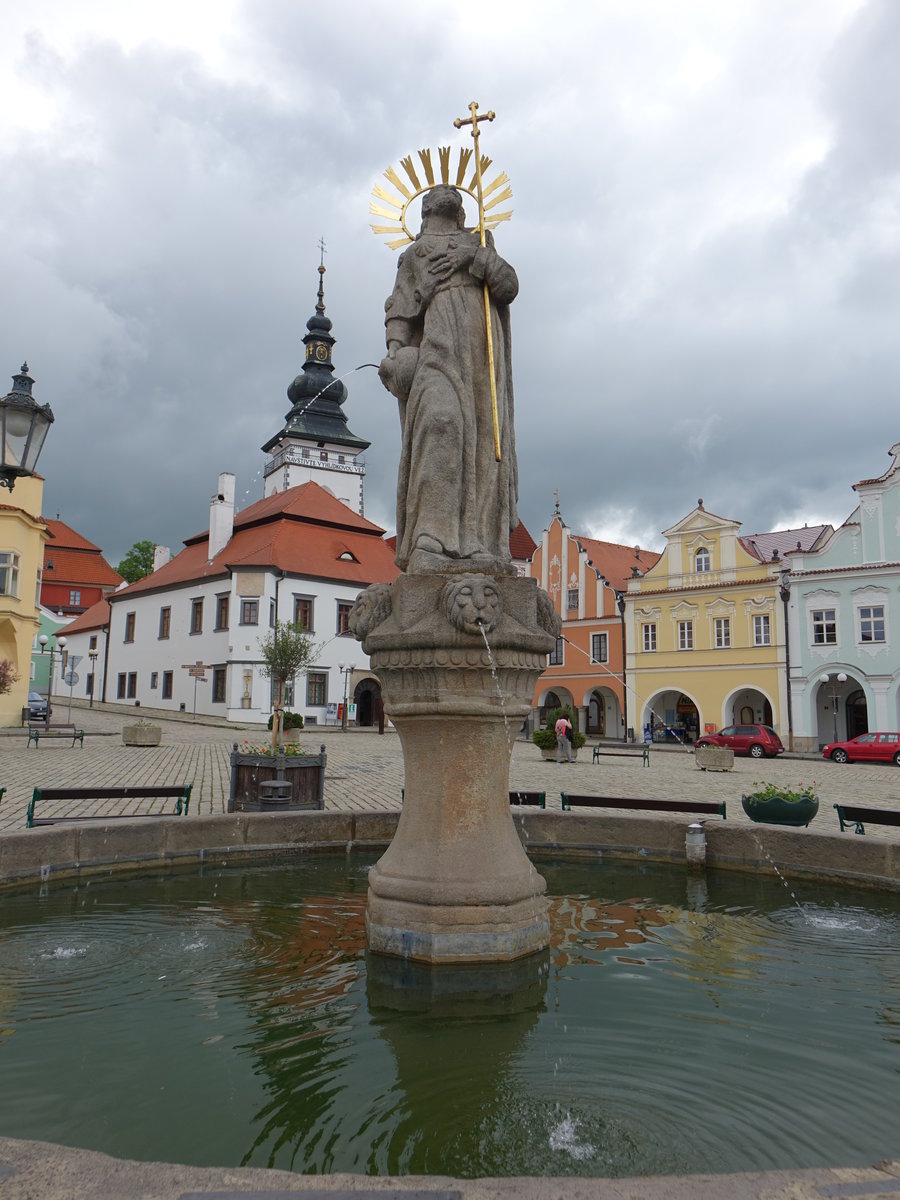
[208,472,235,561]
[153,545,171,572]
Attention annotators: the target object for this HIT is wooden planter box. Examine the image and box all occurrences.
[228,742,326,812]
[122,724,162,747]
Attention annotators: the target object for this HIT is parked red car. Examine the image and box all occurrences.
[695,724,784,759]
[822,732,900,765]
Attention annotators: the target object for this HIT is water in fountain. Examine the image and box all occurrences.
[1,853,898,1179]
[478,619,513,756]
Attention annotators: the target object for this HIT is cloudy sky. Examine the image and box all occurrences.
[3,0,898,566]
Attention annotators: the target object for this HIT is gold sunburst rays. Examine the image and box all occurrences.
[370,145,513,250]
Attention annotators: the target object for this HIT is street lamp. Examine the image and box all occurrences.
[819,671,848,742]
[338,662,355,732]
[38,633,67,722]
[0,364,54,490]
[88,648,99,708]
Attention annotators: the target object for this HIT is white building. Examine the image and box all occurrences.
[63,266,397,727]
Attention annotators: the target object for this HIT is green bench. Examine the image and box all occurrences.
[561,793,726,818]
[26,784,193,828]
[509,790,546,807]
[27,722,84,748]
[834,803,900,835]
[592,745,650,766]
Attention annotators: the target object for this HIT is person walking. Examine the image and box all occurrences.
[555,713,574,763]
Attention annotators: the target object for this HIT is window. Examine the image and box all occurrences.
[124,612,136,642]
[117,673,126,699]
[69,589,81,606]
[753,614,771,646]
[567,588,579,611]
[127,672,137,699]
[89,634,98,650]
[678,620,693,650]
[86,672,94,697]
[591,633,608,663]
[159,607,171,639]
[307,671,328,706]
[714,617,730,648]
[320,449,328,462]
[0,551,20,596]
[150,672,158,690]
[270,599,276,628]
[212,666,226,703]
[643,623,657,652]
[337,602,353,635]
[859,605,885,643]
[190,598,203,635]
[294,597,313,631]
[240,599,259,626]
[812,608,837,645]
[695,548,710,573]
[162,671,173,700]
[215,595,229,630]
[548,636,564,665]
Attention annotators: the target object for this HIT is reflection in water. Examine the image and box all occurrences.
[0,856,898,1179]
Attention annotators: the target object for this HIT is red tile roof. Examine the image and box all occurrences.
[63,596,111,635]
[43,519,102,553]
[509,521,538,560]
[115,481,399,599]
[575,537,662,592]
[42,547,123,587]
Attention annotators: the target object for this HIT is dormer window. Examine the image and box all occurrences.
[338,551,357,562]
[695,548,710,573]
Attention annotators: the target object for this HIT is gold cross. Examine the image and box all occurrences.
[453,101,495,137]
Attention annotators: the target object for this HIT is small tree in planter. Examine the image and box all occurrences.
[532,705,586,757]
[258,623,317,754]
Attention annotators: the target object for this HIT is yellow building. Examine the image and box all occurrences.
[0,473,49,726]
[622,502,790,744]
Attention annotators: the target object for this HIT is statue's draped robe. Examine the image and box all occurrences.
[384,232,519,570]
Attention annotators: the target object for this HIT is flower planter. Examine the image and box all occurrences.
[695,746,734,772]
[122,724,162,747]
[228,742,326,812]
[741,792,819,827]
[539,747,579,762]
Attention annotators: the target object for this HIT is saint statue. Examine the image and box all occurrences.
[379,184,519,574]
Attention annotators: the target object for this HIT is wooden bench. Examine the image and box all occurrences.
[592,745,650,766]
[509,790,546,808]
[27,723,84,748]
[834,803,900,835]
[26,784,193,828]
[561,792,726,818]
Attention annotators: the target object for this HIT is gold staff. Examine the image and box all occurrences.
[453,101,502,462]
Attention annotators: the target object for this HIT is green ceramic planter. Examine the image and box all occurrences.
[741,792,819,827]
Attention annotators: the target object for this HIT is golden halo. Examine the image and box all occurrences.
[370,145,513,250]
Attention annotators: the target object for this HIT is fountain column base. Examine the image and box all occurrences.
[350,572,559,964]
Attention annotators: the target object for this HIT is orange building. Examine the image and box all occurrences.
[529,505,660,739]
[41,519,122,617]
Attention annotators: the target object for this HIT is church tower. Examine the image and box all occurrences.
[262,258,370,511]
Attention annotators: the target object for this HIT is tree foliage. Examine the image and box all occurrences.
[117,539,157,583]
[259,622,318,751]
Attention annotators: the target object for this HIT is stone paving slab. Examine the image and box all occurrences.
[2,702,900,839]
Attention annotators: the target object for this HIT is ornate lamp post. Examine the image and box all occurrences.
[819,671,848,742]
[0,364,54,491]
[338,662,355,732]
[38,633,67,722]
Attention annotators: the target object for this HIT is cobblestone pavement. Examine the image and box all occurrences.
[2,700,900,838]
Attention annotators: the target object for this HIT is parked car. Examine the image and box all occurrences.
[822,732,900,766]
[694,724,784,759]
[27,690,48,720]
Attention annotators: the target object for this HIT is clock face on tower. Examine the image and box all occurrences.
[315,344,328,362]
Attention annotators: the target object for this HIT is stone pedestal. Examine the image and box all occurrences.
[351,572,559,964]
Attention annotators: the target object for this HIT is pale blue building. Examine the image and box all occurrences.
[786,441,900,751]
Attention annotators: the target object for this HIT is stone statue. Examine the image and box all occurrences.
[379,184,519,575]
